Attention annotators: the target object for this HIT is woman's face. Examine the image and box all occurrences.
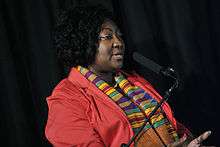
[92,19,125,72]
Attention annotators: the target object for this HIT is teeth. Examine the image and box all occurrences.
[114,55,122,57]
[112,54,123,60]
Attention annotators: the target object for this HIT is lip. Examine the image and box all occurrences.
[112,54,124,60]
[112,53,124,56]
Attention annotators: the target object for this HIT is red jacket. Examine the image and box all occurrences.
[45,68,190,147]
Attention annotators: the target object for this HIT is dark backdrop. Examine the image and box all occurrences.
[0,0,219,146]
[113,0,220,146]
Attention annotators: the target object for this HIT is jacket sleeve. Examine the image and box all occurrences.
[45,85,105,147]
[176,121,193,138]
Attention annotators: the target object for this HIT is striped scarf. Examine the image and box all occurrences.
[76,66,178,141]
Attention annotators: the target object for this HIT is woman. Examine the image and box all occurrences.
[45,5,212,147]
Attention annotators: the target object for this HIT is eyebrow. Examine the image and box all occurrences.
[101,28,122,35]
[101,27,113,32]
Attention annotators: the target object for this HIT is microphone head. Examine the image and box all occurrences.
[132,52,162,74]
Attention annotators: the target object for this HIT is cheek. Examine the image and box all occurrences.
[97,44,112,58]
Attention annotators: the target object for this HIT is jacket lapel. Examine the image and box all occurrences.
[67,67,131,123]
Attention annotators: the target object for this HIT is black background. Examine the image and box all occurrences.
[0,0,219,146]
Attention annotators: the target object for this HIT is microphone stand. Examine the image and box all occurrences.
[121,67,179,147]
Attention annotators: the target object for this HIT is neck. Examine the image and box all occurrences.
[88,65,116,86]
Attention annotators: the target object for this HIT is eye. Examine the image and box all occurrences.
[98,34,113,40]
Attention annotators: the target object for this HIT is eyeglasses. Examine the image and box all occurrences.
[98,34,113,40]
[98,33,123,41]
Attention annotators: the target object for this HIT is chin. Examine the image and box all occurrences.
[111,60,124,70]
[114,63,123,69]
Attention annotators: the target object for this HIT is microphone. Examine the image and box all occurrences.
[132,51,162,74]
[132,52,177,79]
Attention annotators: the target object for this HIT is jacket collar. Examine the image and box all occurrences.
[67,67,91,88]
[67,67,138,88]
[67,67,134,119]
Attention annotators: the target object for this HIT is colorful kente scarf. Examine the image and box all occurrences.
[76,66,179,141]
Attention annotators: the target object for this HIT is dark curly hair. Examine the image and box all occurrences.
[52,5,113,75]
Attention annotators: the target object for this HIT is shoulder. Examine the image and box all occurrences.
[47,67,91,105]
[52,79,80,96]
[47,77,85,104]
[46,78,89,115]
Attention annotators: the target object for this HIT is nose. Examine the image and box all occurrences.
[112,34,124,49]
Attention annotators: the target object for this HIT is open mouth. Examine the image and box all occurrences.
[112,53,124,60]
